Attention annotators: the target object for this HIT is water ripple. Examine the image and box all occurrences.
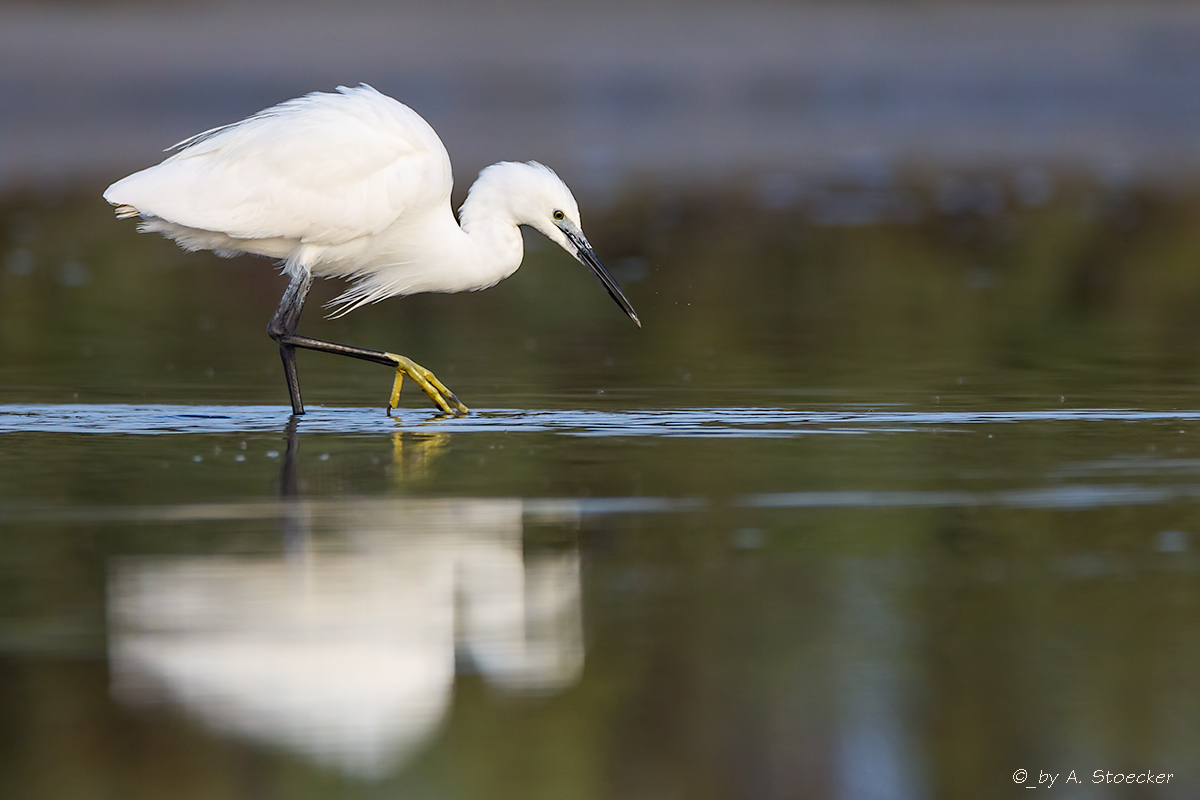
[3,484,1200,525]
[3,403,1200,437]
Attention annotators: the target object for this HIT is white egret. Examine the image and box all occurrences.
[103,84,639,416]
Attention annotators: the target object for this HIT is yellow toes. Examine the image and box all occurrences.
[384,352,470,416]
[386,370,405,416]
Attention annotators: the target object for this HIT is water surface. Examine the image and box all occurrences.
[3,183,1200,798]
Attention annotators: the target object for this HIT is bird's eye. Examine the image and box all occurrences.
[553,210,565,221]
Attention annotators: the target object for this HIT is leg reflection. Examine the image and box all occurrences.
[281,416,305,555]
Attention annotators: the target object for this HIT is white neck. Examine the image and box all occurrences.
[323,162,551,315]
[445,160,574,293]
[451,187,526,291]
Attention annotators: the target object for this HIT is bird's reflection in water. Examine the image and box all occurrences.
[107,424,583,778]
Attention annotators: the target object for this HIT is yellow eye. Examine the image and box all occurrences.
[553,210,565,221]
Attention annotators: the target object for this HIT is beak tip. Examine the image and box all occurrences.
[569,232,642,329]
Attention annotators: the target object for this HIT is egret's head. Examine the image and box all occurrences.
[466,161,640,327]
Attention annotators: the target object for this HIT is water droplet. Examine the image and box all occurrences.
[1157,530,1188,553]
[5,249,33,276]
[59,261,89,287]
[732,528,765,549]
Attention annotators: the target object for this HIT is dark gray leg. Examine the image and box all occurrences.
[268,270,313,415]
[267,269,400,415]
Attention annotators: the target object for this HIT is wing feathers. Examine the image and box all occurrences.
[103,85,453,247]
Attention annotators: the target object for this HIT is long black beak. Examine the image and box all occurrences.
[563,228,641,327]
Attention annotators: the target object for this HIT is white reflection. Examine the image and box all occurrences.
[833,558,926,800]
[107,498,583,778]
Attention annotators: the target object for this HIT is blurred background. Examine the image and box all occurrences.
[3,1,1200,798]
[7,0,1200,193]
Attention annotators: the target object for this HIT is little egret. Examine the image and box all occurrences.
[104,84,640,416]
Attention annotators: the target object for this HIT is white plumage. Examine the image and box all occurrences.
[104,84,639,415]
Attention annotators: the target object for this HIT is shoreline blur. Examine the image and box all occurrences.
[4,1,1200,197]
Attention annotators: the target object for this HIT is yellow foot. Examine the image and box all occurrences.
[384,352,469,416]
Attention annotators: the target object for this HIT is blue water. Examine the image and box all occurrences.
[6,402,1200,436]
